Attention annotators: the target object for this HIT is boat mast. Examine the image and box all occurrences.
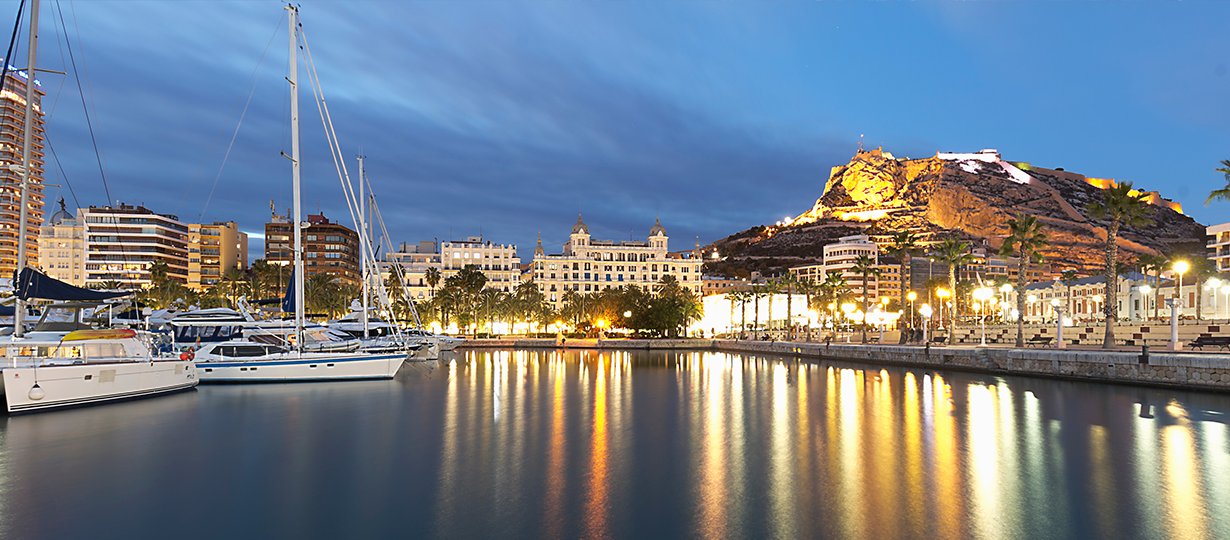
[358,154,369,338]
[287,4,305,347]
[13,0,39,340]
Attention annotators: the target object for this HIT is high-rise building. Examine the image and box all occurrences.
[187,221,249,291]
[81,203,189,288]
[531,215,703,306]
[264,211,359,285]
[36,198,85,286]
[0,68,47,276]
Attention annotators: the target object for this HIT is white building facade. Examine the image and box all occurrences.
[81,203,189,288]
[36,198,85,286]
[532,215,703,306]
[441,236,521,293]
[789,234,901,302]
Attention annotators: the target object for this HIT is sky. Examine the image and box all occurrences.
[12,0,1230,260]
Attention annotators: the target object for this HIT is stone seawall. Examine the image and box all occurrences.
[459,338,1230,392]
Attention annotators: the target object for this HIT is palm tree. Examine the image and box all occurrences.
[999,215,1048,347]
[932,237,975,339]
[1206,159,1230,205]
[885,231,921,343]
[752,284,763,338]
[851,254,881,344]
[1088,182,1154,349]
[763,279,780,338]
[1189,257,1217,321]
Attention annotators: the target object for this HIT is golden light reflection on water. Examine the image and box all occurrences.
[422,350,1230,539]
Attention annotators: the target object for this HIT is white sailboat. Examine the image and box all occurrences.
[194,5,403,382]
[0,0,196,413]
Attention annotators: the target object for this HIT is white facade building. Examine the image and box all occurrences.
[1209,222,1230,274]
[441,236,521,293]
[790,234,901,302]
[81,203,189,288]
[531,215,703,306]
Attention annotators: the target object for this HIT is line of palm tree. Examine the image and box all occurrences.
[1088,182,1154,349]
[1136,253,1167,320]
[851,254,881,344]
[931,237,974,339]
[999,215,1048,347]
[885,231,921,343]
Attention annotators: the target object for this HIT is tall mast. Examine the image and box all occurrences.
[358,154,369,338]
[287,4,305,347]
[14,0,40,339]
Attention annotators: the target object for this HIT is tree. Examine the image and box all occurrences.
[999,214,1048,347]
[1087,182,1153,349]
[777,274,798,339]
[1188,257,1217,321]
[885,231,921,343]
[305,273,346,318]
[851,254,881,344]
[1206,159,1230,205]
[932,237,974,339]
[752,284,763,338]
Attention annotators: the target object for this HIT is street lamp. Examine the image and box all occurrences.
[1174,260,1190,312]
[919,303,933,342]
[1139,284,1153,320]
[906,290,918,329]
[936,287,952,330]
[972,286,993,345]
[1222,284,1230,320]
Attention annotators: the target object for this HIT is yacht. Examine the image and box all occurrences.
[0,289,197,414]
[403,328,465,352]
[326,309,429,355]
[191,5,405,382]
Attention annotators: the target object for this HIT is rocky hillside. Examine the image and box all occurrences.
[706,148,1208,277]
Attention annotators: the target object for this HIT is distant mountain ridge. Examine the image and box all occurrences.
[706,148,1207,277]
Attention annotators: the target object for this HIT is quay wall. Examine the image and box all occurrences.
[459,338,1230,392]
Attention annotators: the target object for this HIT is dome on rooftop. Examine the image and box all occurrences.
[48,198,72,225]
[649,217,667,237]
[571,213,588,234]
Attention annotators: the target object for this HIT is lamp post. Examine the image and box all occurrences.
[1173,260,1190,317]
[973,286,993,346]
[1206,278,1221,320]
[919,304,933,343]
[936,287,951,331]
[1168,297,1180,351]
[906,290,918,330]
[1222,284,1230,320]
[1138,284,1153,321]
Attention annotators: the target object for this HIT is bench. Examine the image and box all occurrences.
[1026,336,1053,348]
[930,335,947,345]
[1188,335,1230,351]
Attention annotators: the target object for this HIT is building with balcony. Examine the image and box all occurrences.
[531,215,703,306]
[1209,222,1230,273]
[187,221,248,291]
[442,236,521,293]
[0,68,46,276]
[380,240,442,302]
[789,234,900,302]
[81,203,188,288]
[264,211,359,285]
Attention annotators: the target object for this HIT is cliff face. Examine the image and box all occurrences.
[707,148,1207,277]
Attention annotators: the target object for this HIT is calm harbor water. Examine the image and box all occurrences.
[0,349,1227,539]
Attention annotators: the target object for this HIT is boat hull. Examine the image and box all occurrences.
[196,353,404,383]
[2,361,198,414]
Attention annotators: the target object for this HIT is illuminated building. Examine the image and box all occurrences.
[532,214,703,306]
[0,67,46,276]
[187,221,248,291]
[81,203,188,288]
[264,211,359,285]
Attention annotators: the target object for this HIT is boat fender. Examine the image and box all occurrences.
[180,347,196,361]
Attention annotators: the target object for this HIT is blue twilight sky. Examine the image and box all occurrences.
[13,0,1230,259]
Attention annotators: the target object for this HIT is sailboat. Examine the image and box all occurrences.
[193,5,404,382]
[0,1,196,413]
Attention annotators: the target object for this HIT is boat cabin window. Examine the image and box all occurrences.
[214,345,270,358]
[174,325,240,342]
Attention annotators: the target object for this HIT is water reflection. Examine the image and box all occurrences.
[0,351,1227,539]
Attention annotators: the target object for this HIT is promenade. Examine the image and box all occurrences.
[459,336,1230,393]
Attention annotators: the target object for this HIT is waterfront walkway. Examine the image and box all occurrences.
[460,337,1230,392]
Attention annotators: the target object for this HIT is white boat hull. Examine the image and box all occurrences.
[196,352,404,383]
[1,361,198,414]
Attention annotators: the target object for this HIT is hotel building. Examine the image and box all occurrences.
[187,221,249,291]
[264,211,359,285]
[531,215,703,306]
[81,203,189,288]
[790,234,901,302]
[0,68,46,276]
[380,241,441,302]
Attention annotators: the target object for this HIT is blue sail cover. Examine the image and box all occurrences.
[14,268,130,302]
[281,269,295,313]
